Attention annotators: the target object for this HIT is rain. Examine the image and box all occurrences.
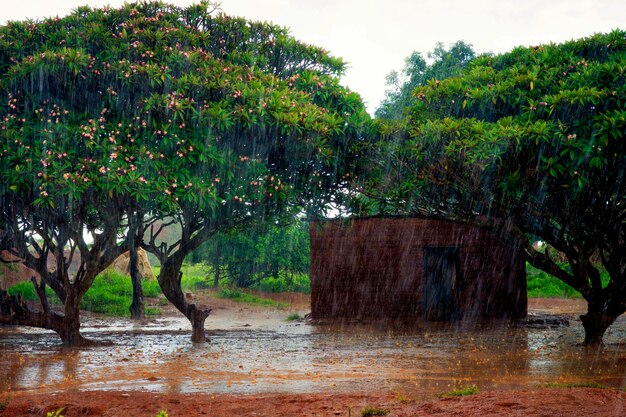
[1,1,626,416]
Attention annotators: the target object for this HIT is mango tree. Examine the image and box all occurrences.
[0,1,370,344]
[370,31,626,346]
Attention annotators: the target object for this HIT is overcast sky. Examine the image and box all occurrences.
[2,1,625,114]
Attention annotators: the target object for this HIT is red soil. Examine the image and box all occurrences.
[1,387,625,417]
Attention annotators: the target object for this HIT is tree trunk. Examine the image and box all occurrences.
[1,285,90,347]
[128,245,144,320]
[580,301,620,347]
[59,290,89,347]
[1,289,64,332]
[190,307,211,343]
[158,255,212,343]
[128,211,144,320]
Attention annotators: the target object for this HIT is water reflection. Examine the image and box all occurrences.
[2,316,626,397]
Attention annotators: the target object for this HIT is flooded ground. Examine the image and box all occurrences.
[2,298,626,402]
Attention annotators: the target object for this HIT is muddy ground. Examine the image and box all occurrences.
[3,388,626,417]
[2,294,626,416]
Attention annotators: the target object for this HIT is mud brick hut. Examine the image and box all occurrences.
[309,216,527,323]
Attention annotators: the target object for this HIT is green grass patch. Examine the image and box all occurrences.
[46,407,65,417]
[360,407,390,416]
[7,269,165,317]
[7,281,38,300]
[153,263,312,294]
[437,384,479,398]
[286,312,303,321]
[152,264,211,291]
[526,262,611,298]
[527,263,580,298]
[216,288,289,308]
[7,281,61,303]
[252,272,311,294]
[80,269,162,316]
[7,269,162,317]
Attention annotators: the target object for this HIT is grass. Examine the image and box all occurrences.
[80,269,162,316]
[6,263,298,317]
[46,407,65,417]
[152,264,312,294]
[7,281,39,301]
[527,263,580,298]
[215,288,290,308]
[7,260,615,318]
[286,312,303,321]
[393,391,411,404]
[437,384,479,398]
[7,281,62,304]
[360,407,390,416]
[7,269,162,317]
[252,272,311,294]
[526,263,610,298]
[152,263,211,291]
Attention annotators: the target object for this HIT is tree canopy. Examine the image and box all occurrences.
[366,30,626,345]
[0,1,371,344]
[375,41,475,120]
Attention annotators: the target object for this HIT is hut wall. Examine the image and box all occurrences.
[309,217,527,322]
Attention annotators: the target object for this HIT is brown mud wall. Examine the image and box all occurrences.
[309,217,527,322]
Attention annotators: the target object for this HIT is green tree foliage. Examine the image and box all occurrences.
[189,218,310,291]
[0,1,370,344]
[367,30,626,346]
[375,41,475,120]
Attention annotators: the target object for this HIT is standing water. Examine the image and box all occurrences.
[2,299,626,401]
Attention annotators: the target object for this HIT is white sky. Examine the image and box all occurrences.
[2,1,625,114]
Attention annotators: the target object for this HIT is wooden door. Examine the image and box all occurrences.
[423,246,461,321]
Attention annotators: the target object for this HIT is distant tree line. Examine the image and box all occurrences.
[188,217,310,292]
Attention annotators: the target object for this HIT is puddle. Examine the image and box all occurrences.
[2,313,626,399]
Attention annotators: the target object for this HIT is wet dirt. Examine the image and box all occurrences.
[3,388,626,417]
[1,295,626,416]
